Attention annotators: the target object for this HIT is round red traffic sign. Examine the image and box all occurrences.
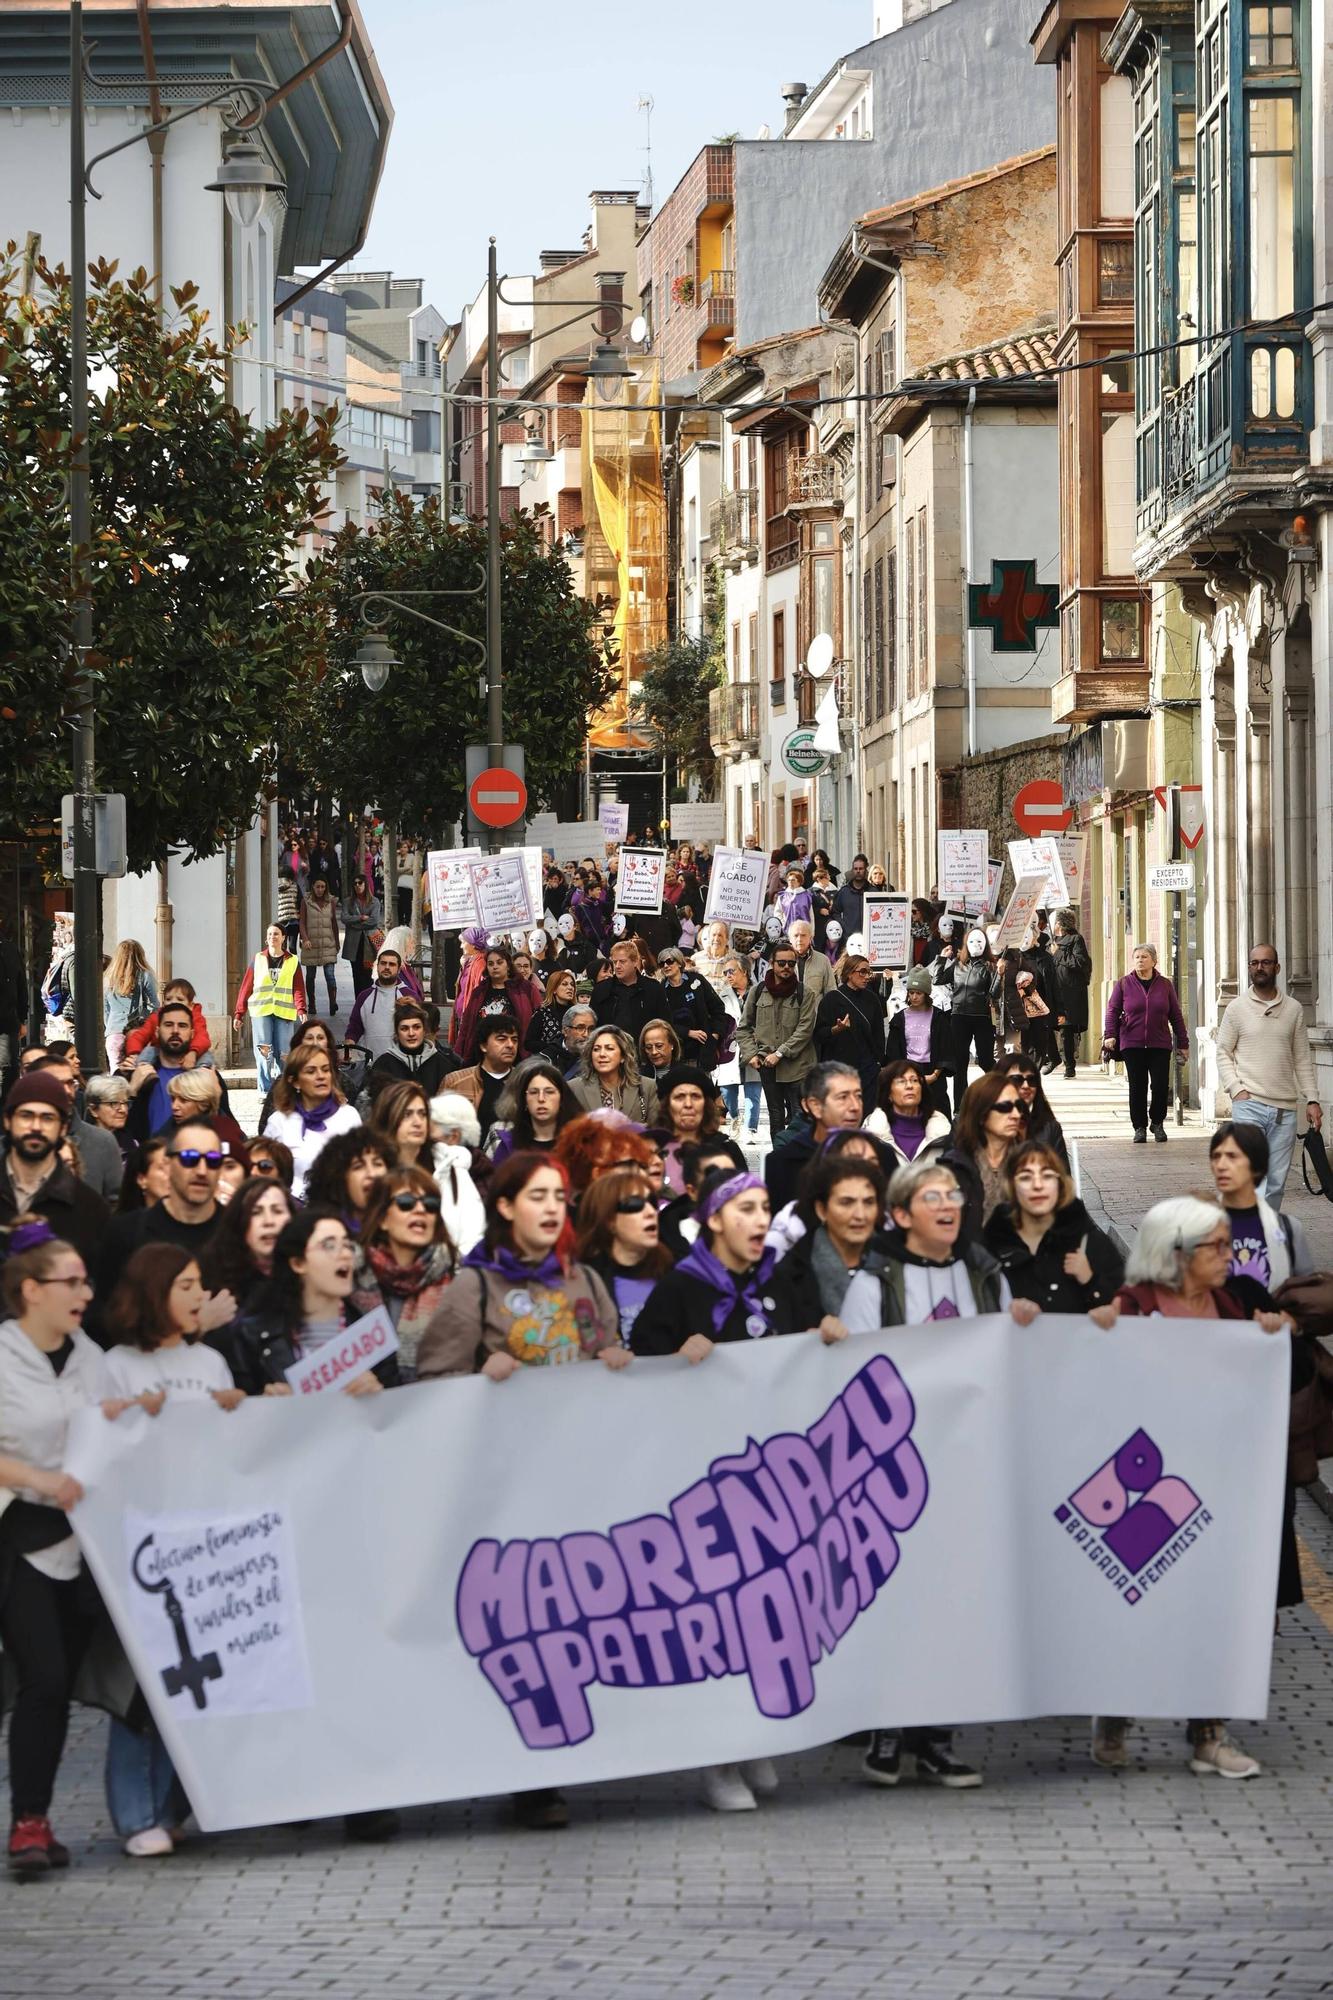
[468,766,528,828]
[1012,778,1072,838]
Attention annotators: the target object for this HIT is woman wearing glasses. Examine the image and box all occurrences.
[0,1222,140,1878]
[573,1164,673,1346]
[218,1209,396,1399]
[992,1051,1069,1165]
[349,1168,456,1377]
[483,1058,580,1165]
[939,1070,1031,1238]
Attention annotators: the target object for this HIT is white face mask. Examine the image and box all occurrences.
[966,931,987,959]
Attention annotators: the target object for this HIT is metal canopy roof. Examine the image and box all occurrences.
[0,2,393,274]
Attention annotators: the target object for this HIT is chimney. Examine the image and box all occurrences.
[780,80,808,132]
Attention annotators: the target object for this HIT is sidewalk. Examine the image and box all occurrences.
[1049,1064,1333,1516]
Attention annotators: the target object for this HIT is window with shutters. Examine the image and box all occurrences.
[916,512,929,685]
[904,531,916,702]
[885,549,897,710]
[873,558,885,720]
[862,568,874,720]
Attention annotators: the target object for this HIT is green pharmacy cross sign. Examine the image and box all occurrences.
[967,560,1059,653]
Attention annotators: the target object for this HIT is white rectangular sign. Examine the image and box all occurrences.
[1149,862,1195,892]
[703,845,769,932]
[671,803,725,845]
[1056,834,1087,913]
[599,803,630,845]
[864,893,911,971]
[937,830,990,906]
[467,853,534,930]
[426,848,480,933]
[994,871,1050,953]
[615,847,668,914]
[284,1307,399,1397]
[946,857,1003,919]
[501,846,544,928]
[68,1317,1285,1830]
[535,822,606,865]
[1009,837,1068,908]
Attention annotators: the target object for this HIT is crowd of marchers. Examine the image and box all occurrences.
[1,834,1330,1871]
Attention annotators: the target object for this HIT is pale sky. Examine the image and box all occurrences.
[354,0,871,317]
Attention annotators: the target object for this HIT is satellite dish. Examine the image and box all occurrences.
[806,632,835,679]
[629,314,649,345]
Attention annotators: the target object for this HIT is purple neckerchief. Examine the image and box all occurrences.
[463,1241,564,1288]
[298,1095,342,1136]
[675,1233,776,1338]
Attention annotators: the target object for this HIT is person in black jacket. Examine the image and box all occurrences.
[657,1137,747,1257]
[364,1001,461,1104]
[813,955,886,1109]
[764,1061,864,1211]
[654,947,727,1068]
[993,1052,1069,1166]
[0,1072,112,1281]
[631,1172,780,1354]
[210,1208,399,1396]
[830,854,870,937]
[591,940,664,1040]
[1049,909,1093,1077]
[983,1141,1122,1322]
[933,927,997,1114]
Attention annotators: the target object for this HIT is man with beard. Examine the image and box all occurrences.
[831,853,872,938]
[345,946,422,1064]
[1216,943,1323,1206]
[124,1000,202,1145]
[0,1072,110,1271]
[30,1053,123,1202]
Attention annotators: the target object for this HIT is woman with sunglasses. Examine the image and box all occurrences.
[573,1164,673,1346]
[0,1222,140,1878]
[262,1042,361,1200]
[368,1079,432,1173]
[993,1051,1069,1165]
[246,1136,294,1191]
[938,1070,1030,1238]
[484,1059,580,1165]
[350,1168,456,1377]
[983,1141,1122,1324]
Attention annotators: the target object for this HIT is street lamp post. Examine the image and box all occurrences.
[65,1,284,1072]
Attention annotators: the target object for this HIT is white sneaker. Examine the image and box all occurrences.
[1188,1727,1260,1779]
[739,1757,778,1796]
[124,1827,174,1858]
[701,1763,757,1812]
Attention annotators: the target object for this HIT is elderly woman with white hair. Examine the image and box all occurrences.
[430,1092,486,1256]
[1091,1194,1290,1781]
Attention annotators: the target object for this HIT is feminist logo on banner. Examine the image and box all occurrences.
[454,1355,928,1747]
[1055,1428,1208,1608]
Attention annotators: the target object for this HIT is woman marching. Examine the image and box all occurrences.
[484,1059,581,1164]
[983,1141,1123,1322]
[340,873,385,999]
[568,1026,659,1124]
[349,1167,456,1377]
[814,952,887,1111]
[1102,943,1189,1144]
[262,1042,362,1199]
[298,877,341,1017]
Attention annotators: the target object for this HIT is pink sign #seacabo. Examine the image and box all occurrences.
[284,1307,399,1396]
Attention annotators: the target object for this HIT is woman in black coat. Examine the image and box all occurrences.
[983,1140,1122,1320]
[813,954,886,1110]
[1049,909,1093,1078]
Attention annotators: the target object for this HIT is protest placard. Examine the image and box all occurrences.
[599,802,629,845]
[285,1307,399,1397]
[703,846,769,931]
[864,893,911,970]
[937,830,990,906]
[615,847,668,913]
[994,871,1050,952]
[1008,837,1068,907]
[426,848,480,932]
[670,803,725,844]
[501,846,544,927]
[1055,833,1087,913]
[467,852,534,930]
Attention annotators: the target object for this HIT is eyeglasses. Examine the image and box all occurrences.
[915,1189,966,1209]
[1012,1074,1038,1087]
[616,1194,654,1215]
[991,1101,1024,1116]
[35,1275,93,1292]
[773,959,796,970]
[251,1158,279,1176]
[172,1149,225,1169]
[390,1192,442,1214]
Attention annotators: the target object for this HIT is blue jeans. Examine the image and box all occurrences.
[253,1011,295,1095]
[105,1715,188,1838]
[721,1080,762,1133]
[1229,1097,1299,1208]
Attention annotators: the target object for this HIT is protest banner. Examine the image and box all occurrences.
[467,852,533,930]
[994,871,1050,952]
[1008,837,1068,908]
[425,848,480,933]
[285,1307,398,1397]
[615,847,668,914]
[937,830,990,906]
[535,822,606,865]
[501,846,544,928]
[864,893,910,970]
[670,803,725,845]
[1056,833,1088,914]
[599,803,629,845]
[703,846,769,931]
[68,1316,1284,1830]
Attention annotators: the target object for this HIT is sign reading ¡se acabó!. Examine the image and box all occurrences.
[704,846,770,932]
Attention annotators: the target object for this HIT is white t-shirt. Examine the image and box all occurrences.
[104,1341,234,1402]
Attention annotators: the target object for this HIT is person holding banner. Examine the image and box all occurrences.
[0,1222,142,1878]
[348,1169,456,1377]
[939,1071,1030,1237]
[574,1163,673,1346]
[219,1210,396,1401]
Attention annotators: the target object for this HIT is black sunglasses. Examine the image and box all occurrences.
[250,1158,279,1176]
[616,1194,654,1215]
[390,1192,442,1214]
[172,1149,225,1169]
[992,1100,1024,1116]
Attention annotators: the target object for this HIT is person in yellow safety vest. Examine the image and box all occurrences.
[233,923,308,1095]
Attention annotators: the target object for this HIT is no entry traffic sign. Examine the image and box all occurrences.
[468,767,528,829]
[1012,778,1072,838]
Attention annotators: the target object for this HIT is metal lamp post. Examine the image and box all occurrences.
[65,1,285,1070]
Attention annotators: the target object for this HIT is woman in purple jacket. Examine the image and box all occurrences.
[1102,943,1189,1143]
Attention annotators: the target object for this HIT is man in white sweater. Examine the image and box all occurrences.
[1216,944,1322,1207]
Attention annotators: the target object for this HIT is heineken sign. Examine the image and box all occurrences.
[779,728,832,779]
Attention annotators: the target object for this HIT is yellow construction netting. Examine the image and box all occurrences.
[582,361,667,738]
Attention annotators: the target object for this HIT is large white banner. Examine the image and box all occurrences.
[67,1318,1285,1832]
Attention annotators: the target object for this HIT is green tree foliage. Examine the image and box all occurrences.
[631,629,722,785]
[293,496,617,841]
[0,252,341,869]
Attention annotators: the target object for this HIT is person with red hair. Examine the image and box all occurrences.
[550,1111,655,1198]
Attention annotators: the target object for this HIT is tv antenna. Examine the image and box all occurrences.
[637,94,655,213]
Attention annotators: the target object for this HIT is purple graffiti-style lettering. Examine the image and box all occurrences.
[454,1354,929,1746]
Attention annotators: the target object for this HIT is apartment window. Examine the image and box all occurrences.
[1248,3,1295,66]
[748,612,758,676]
[310,320,327,364]
[291,314,305,358]
[873,557,885,719]
[1100,74,1135,218]
[862,568,874,719]
[884,548,897,709]
[1248,96,1296,318]
[731,622,741,681]
[1098,239,1134,303]
[1101,410,1136,573]
[879,326,897,392]
[904,530,916,701]
[771,607,787,707]
[915,512,928,685]
[687,497,699,578]
[1101,598,1143,660]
